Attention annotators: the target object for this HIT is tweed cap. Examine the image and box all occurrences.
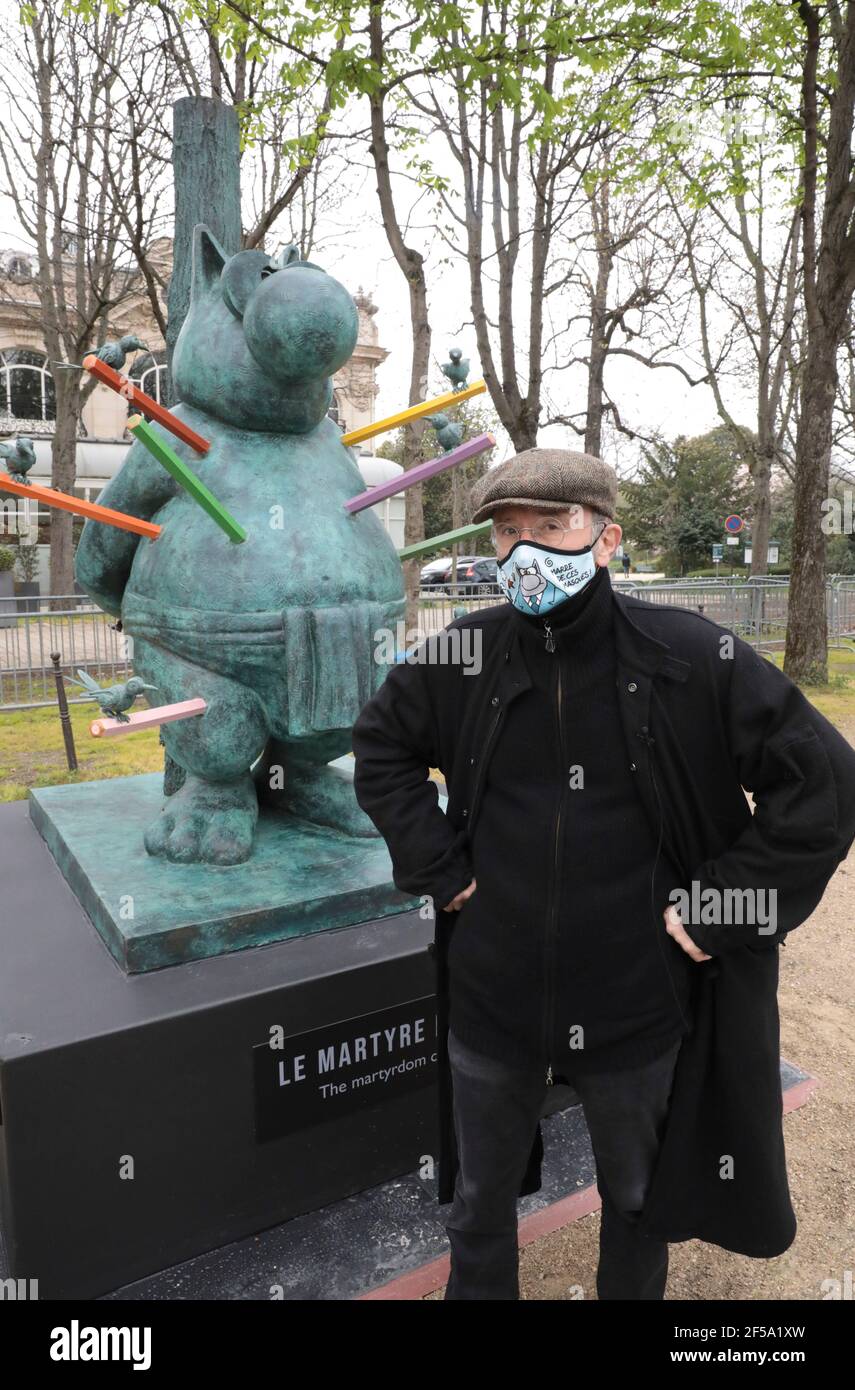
[469,447,618,526]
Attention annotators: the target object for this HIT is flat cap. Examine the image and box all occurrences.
[469,447,618,526]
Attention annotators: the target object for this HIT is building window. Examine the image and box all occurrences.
[129,351,171,407]
[328,392,347,435]
[0,347,57,421]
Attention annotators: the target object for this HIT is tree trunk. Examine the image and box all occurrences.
[166,97,242,381]
[784,333,837,683]
[586,247,610,456]
[749,445,773,578]
[785,0,855,683]
[396,203,431,632]
[368,4,430,635]
[401,309,431,635]
[49,375,81,604]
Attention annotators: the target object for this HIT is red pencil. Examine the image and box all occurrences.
[83,355,211,455]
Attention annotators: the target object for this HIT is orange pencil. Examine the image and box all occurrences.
[0,472,161,540]
[82,355,211,455]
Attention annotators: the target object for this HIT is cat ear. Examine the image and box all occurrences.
[190,225,229,300]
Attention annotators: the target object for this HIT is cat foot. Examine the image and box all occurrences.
[272,762,380,838]
[144,771,258,864]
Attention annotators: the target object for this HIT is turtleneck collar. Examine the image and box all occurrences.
[506,562,615,673]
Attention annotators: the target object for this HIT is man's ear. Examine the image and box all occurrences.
[190,224,229,300]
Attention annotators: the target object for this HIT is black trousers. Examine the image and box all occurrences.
[443,1029,682,1300]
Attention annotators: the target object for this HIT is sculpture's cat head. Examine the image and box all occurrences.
[172,225,359,434]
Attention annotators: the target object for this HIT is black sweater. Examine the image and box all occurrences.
[447,563,695,1077]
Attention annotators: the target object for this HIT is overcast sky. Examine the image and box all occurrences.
[0,116,755,484]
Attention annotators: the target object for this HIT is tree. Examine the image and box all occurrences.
[187,0,683,624]
[0,0,181,595]
[660,136,802,577]
[785,1,855,682]
[619,425,753,575]
[549,146,712,456]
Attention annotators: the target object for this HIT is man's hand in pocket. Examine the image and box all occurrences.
[663,903,712,961]
[442,878,477,912]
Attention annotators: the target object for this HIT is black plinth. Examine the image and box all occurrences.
[0,801,439,1300]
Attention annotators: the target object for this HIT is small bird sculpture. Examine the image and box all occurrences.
[425,412,464,453]
[0,435,37,478]
[441,346,470,392]
[94,335,149,371]
[65,669,158,722]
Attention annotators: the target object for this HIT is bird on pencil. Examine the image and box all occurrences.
[441,346,470,392]
[50,335,149,373]
[94,334,149,371]
[425,412,464,453]
[0,434,36,479]
[64,669,158,722]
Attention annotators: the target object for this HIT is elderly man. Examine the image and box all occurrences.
[350,448,855,1301]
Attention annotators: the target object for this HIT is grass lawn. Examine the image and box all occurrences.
[765,644,855,725]
[1,643,854,803]
[0,701,164,802]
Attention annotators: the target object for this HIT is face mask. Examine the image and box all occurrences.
[497,523,606,617]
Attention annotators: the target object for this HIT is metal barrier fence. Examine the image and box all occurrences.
[617,580,789,648]
[416,577,855,652]
[416,584,503,636]
[2,578,855,709]
[618,577,855,650]
[0,594,131,710]
[830,578,855,641]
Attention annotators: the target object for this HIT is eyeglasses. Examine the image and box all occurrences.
[490,518,606,548]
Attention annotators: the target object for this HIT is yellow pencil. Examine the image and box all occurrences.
[341,380,486,447]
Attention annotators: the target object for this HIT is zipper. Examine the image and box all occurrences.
[542,648,564,1085]
[543,618,555,653]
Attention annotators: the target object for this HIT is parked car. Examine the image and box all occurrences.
[420,555,481,587]
[420,557,457,585]
[444,557,501,597]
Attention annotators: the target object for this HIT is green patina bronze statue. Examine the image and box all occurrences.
[95,334,149,371]
[74,225,405,865]
[425,412,464,453]
[0,435,37,479]
[440,346,469,392]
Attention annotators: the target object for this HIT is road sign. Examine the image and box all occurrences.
[724,514,744,533]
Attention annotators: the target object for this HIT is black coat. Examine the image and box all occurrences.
[350,587,855,1257]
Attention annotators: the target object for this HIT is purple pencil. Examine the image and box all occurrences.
[344,432,495,514]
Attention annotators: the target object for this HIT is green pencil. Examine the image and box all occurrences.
[127,413,246,544]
